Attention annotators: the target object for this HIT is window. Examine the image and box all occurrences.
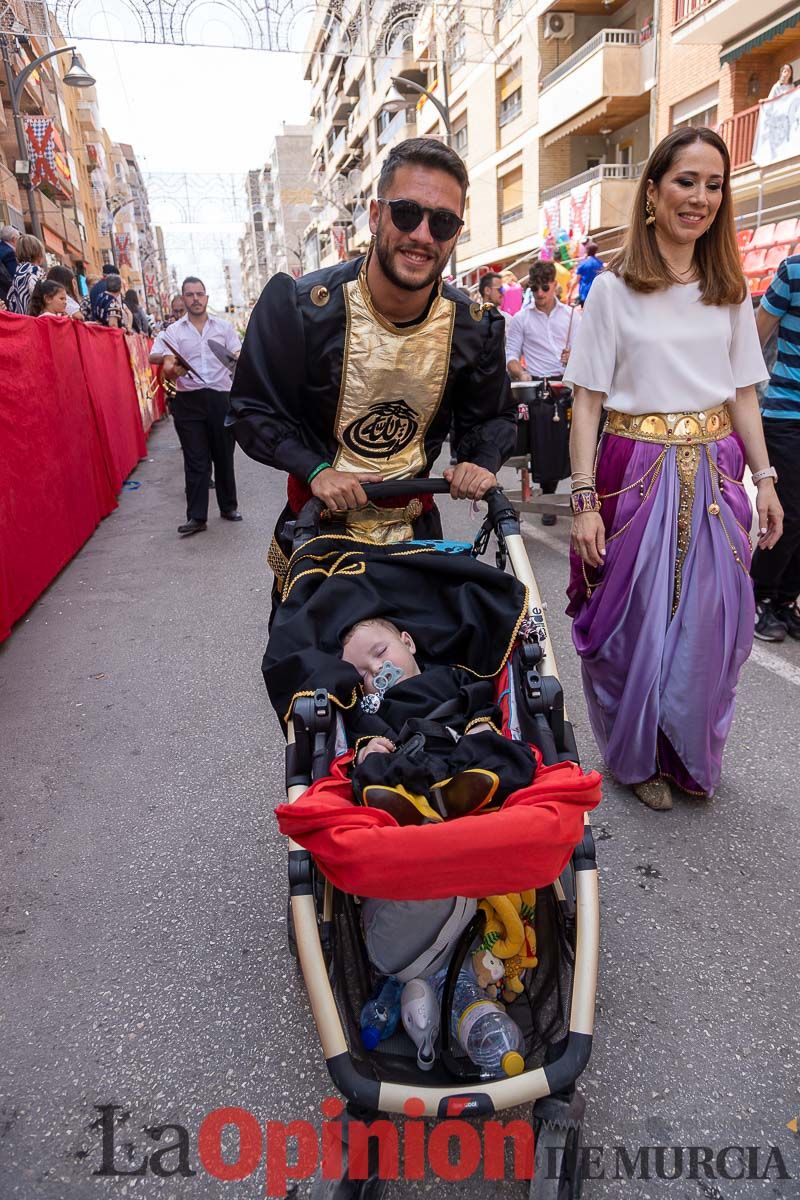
[671,84,719,131]
[499,165,523,225]
[498,63,522,128]
[376,109,392,138]
[616,142,632,166]
[449,19,466,69]
[586,156,602,170]
[453,119,468,157]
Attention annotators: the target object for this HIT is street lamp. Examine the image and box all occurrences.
[0,36,96,244]
[384,74,459,280]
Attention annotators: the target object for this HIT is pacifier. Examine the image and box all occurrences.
[372,660,404,695]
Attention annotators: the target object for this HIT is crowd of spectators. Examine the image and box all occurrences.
[0,225,158,332]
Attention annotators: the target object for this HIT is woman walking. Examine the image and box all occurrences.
[565,126,783,810]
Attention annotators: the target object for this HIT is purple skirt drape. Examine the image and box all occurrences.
[567,431,754,797]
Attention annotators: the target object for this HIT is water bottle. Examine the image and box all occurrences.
[359,977,403,1051]
[434,961,525,1078]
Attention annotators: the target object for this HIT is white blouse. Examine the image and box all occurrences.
[563,270,767,415]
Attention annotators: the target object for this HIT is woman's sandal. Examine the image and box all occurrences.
[632,777,673,811]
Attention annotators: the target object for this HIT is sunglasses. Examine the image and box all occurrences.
[377,198,464,243]
[531,283,554,294]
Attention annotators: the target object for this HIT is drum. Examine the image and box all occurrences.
[511,379,572,484]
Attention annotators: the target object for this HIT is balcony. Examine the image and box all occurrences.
[0,160,24,227]
[38,193,83,254]
[352,206,371,248]
[330,88,355,122]
[672,0,793,44]
[719,91,800,173]
[328,126,348,170]
[377,108,417,150]
[538,29,652,140]
[540,161,643,234]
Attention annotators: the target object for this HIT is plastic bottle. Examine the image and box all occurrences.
[433,960,525,1078]
[359,977,403,1051]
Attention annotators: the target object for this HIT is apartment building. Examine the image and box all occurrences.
[0,6,163,295]
[661,0,800,234]
[266,124,314,276]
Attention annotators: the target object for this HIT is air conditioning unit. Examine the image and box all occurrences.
[544,12,575,40]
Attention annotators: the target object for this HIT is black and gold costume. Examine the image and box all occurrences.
[228,250,516,576]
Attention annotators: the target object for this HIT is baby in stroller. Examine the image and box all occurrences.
[341,616,538,824]
[339,615,541,1076]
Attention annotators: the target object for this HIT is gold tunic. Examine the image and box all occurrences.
[331,264,456,543]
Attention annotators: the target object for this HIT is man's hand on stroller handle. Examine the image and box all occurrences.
[310,468,383,512]
[443,462,497,501]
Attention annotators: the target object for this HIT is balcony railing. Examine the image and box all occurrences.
[673,0,714,24]
[377,107,416,148]
[499,206,523,226]
[540,28,640,92]
[718,103,761,172]
[541,160,643,203]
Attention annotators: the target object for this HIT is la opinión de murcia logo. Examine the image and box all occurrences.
[87,1103,795,1193]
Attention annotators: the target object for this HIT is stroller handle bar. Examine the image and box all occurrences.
[292,481,520,548]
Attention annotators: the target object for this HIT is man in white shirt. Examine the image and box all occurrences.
[151,277,243,536]
[505,259,577,380]
[505,259,578,525]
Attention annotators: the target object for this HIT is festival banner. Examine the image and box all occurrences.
[23,116,72,198]
[115,233,132,267]
[752,90,800,168]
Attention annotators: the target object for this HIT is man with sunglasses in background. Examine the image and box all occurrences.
[228,137,515,618]
[506,259,579,526]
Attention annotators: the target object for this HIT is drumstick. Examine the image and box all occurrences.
[565,304,576,352]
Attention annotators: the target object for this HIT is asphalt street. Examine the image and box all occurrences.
[1,417,798,1200]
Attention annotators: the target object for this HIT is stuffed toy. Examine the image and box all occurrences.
[471,946,505,1002]
[478,891,538,1004]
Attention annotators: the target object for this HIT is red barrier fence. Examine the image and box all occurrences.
[0,313,165,642]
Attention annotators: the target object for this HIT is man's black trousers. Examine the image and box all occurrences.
[751,417,800,605]
[171,388,237,522]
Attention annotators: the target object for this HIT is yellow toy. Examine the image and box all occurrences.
[478,891,538,1004]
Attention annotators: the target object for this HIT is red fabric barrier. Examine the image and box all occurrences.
[75,324,147,491]
[0,313,152,641]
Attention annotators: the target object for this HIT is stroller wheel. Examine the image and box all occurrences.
[530,1115,584,1200]
[286,895,298,959]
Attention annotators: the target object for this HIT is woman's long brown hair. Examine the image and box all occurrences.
[611,126,746,306]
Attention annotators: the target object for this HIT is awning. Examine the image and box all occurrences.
[543,99,610,147]
[721,5,800,64]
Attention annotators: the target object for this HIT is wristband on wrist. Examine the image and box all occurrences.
[751,466,777,484]
[307,461,332,484]
[570,489,601,516]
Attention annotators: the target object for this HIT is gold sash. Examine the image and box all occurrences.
[604,404,731,444]
[332,265,455,543]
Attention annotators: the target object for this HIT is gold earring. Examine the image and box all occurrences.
[645,198,656,226]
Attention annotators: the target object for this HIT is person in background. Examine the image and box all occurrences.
[499,269,523,317]
[124,287,150,334]
[478,272,509,319]
[767,64,795,100]
[574,241,604,305]
[6,235,45,315]
[150,275,243,536]
[89,263,118,320]
[164,293,186,327]
[94,274,125,327]
[0,225,19,302]
[46,265,83,319]
[750,252,800,641]
[29,280,68,317]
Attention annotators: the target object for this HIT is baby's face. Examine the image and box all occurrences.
[341,624,421,694]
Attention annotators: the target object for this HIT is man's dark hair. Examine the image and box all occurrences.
[585,240,599,257]
[105,274,123,294]
[102,262,118,276]
[529,260,557,289]
[377,137,469,201]
[479,272,501,298]
[181,275,206,294]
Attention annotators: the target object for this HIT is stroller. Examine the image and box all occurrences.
[270,481,600,1200]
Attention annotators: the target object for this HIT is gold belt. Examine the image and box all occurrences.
[605,404,731,444]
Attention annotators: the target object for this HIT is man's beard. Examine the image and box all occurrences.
[374,223,449,292]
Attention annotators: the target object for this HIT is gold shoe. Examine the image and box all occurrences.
[632,778,673,811]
